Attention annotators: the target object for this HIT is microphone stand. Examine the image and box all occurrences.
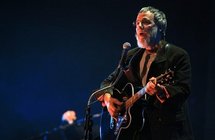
[84,105,93,140]
[83,85,113,140]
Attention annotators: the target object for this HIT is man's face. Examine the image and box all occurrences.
[135,11,159,48]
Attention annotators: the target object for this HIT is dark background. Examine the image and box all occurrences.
[0,0,213,140]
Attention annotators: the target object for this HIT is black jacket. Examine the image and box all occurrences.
[101,41,194,140]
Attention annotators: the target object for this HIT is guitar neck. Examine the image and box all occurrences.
[125,87,146,109]
[123,69,174,110]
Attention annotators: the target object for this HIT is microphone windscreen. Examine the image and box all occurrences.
[123,42,131,49]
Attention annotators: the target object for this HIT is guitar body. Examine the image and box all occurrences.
[100,71,145,140]
[100,104,144,140]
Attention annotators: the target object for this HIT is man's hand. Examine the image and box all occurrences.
[103,93,123,120]
[145,77,170,103]
[145,77,157,96]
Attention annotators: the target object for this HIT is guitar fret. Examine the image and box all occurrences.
[125,91,142,109]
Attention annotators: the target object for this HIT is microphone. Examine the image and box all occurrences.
[117,42,131,69]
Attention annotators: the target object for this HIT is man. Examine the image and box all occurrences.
[98,6,194,140]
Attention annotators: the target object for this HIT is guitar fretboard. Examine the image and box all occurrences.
[125,87,146,109]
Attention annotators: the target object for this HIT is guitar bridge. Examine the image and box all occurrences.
[110,117,115,129]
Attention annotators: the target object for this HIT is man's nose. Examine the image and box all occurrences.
[137,22,144,29]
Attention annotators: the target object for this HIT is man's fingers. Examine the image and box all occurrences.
[149,77,157,85]
[112,98,123,106]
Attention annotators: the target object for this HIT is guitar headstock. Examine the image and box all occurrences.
[156,69,174,85]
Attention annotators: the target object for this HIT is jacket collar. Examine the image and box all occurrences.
[134,40,168,64]
[153,40,168,63]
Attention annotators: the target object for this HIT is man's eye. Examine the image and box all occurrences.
[141,20,152,25]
